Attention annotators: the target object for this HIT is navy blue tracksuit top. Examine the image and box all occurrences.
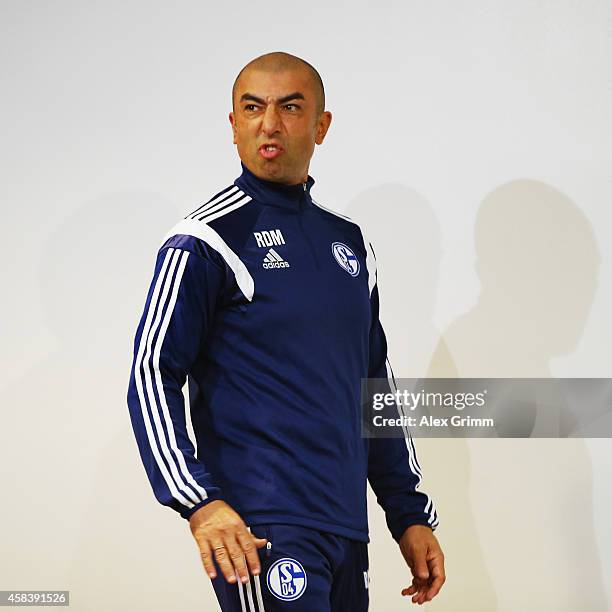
[126,161,439,542]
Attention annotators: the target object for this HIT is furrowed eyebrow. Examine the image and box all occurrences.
[240,92,306,105]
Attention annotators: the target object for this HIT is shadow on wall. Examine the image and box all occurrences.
[427,179,606,611]
[0,192,215,610]
[347,184,498,612]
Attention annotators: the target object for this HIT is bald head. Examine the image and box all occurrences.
[232,51,325,115]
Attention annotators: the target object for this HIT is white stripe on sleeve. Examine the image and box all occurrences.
[134,248,200,509]
[161,219,254,302]
[149,249,208,501]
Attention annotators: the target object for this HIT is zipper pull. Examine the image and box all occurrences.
[266,541,272,550]
[302,182,307,191]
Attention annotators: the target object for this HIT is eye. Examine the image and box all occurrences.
[244,104,258,111]
[284,104,300,111]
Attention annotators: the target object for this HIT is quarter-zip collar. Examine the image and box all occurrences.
[234,161,315,211]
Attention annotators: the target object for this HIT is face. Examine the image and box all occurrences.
[229,67,332,184]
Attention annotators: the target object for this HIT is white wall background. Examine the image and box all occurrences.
[1,1,611,610]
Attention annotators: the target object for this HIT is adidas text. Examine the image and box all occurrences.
[263,248,290,269]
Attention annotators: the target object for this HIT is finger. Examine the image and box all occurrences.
[420,575,433,605]
[198,539,217,580]
[245,524,268,549]
[402,576,421,596]
[237,531,265,576]
[405,578,422,603]
[411,547,430,583]
[424,576,444,602]
[407,549,429,604]
[414,584,425,605]
[212,540,236,584]
[413,577,428,605]
[401,584,417,596]
[224,534,250,584]
[402,581,419,603]
[417,585,428,605]
[423,558,446,601]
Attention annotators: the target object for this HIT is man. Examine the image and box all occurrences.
[127,51,445,610]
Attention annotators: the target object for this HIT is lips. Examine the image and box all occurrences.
[259,143,284,160]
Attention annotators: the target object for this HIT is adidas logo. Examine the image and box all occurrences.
[263,248,290,269]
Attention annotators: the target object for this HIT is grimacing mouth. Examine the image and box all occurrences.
[259,142,284,152]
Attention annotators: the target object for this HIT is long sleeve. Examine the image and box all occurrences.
[366,244,439,542]
[126,241,226,520]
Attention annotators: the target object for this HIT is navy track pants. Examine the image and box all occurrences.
[211,523,370,611]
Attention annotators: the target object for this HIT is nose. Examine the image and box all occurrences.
[261,104,282,136]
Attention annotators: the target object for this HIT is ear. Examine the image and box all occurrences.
[315,111,332,145]
[229,111,237,145]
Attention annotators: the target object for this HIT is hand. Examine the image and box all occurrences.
[189,500,268,585]
[399,524,445,605]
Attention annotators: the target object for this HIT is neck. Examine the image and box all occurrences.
[234,161,316,211]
